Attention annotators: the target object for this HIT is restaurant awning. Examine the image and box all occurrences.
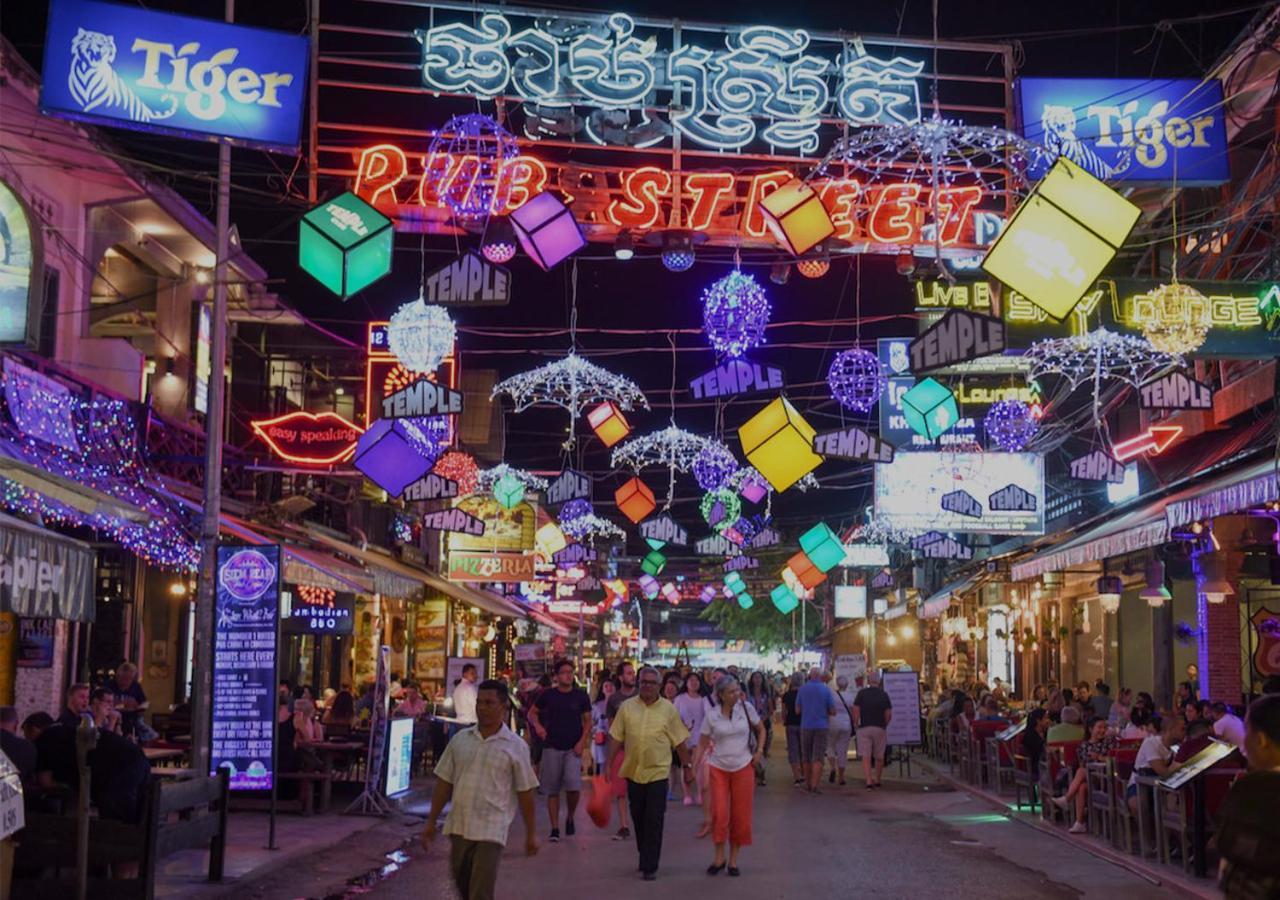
[1011,504,1167,582]
[920,572,984,618]
[305,529,530,621]
[0,512,95,622]
[1164,458,1276,529]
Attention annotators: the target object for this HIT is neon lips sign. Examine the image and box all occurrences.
[250,411,363,465]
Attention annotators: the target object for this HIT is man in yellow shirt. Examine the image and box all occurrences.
[606,665,693,881]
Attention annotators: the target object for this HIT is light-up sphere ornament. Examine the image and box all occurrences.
[388,300,455,374]
[433,450,479,496]
[702,271,770,359]
[795,258,830,279]
[662,247,696,272]
[700,489,742,534]
[692,443,737,491]
[984,399,1040,451]
[559,498,593,523]
[425,113,519,220]
[827,348,886,413]
[1140,282,1211,355]
[480,216,518,264]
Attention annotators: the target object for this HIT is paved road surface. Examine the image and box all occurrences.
[367,756,1182,900]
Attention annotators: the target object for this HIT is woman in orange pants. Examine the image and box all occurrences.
[696,675,766,877]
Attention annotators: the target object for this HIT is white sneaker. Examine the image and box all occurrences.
[1051,796,1069,810]
[1068,821,1088,834]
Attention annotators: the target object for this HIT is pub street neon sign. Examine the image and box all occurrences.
[414,10,923,154]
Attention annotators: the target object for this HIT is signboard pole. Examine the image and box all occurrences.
[191,0,235,785]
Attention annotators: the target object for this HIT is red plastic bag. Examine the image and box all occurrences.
[586,774,612,829]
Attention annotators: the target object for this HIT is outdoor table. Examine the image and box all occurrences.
[143,746,187,767]
[301,741,367,811]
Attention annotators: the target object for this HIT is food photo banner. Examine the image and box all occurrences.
[41,0,309,150]
[874,452,1046,534]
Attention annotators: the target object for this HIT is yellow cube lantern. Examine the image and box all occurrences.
[759,176,835,256]
[738,396,822,492]
[615,476,656,524]
[982,157,1140,320]
[535,522,567,560]
[587,401,631,448]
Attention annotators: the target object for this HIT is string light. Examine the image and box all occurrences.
[611,426,717,474]
[1026,328,1183,390]
[1140,282,1211,355]
[702,270,771,359]
[491,353,648,442]
[827,348,886,413]
[984,399,1040,451]
[561,513,626,542]
[692,442,738,491]
[425,114,519,221]
[558,498,594,523]
[475,464,549,493]
[433,451,480,495]
[700,489,742,534]
[388,299,456,374]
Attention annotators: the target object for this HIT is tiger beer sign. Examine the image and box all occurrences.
[40,0,309,150]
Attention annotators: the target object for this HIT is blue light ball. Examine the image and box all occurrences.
[827,348,885,413]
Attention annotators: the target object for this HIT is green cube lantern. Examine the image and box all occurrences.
[901,377,960,441]
[299,192,393,299]
[771,583,799,614]
[493,473,525,510]
[641,549,667,576]
[799,522,844,573]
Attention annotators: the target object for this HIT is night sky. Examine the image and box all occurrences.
[0,0,1263,545]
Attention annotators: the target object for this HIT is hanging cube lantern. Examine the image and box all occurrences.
[722,583,737,600]
[641,549,667,576]
[758,176,835,256]
[737,592,754,610]
[535,522,568,559]
[799,522,845,573]
[771,582,800,615]
[739,470,768,504]
[352,418,437,497]
[724,571,746,595]
[738,396,822,492]
[587,401,631,448]
[661,582,681,604]
[638,573,660,599]
[786,551,827,590]
[509,191,587,270]
[299,191,393,299]
[901,378,960,441]
[493,473,525,510]
[700,585,717,604]
[615,476,656,524]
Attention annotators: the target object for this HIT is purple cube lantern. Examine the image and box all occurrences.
[353,418,436,496]
[509,192,586,270]
[739,472,768,504]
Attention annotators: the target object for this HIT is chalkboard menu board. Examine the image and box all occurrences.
[881,670,922,746]
[210,544,280,791]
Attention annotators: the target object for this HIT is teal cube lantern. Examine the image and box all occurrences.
[724,571,745,594]
[299,192,393,299]
[493,473,525,510]
[799,522,844,573]
[901,377,960,441]
[641,549,667,576]
[771,583,799,614]
[737,592,754,610]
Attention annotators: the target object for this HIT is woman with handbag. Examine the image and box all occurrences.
[696,675,765,877]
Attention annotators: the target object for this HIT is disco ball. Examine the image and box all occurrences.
[559,498,593,522]
[425,113,519,221]
[388,300,455,374]
[827,348,886,413]
[984,399,1040,452]
[692,443,737,491]
[795,258,830,279]
[481,216,517,264]
[662,248,696,272]
[702,271,770,359]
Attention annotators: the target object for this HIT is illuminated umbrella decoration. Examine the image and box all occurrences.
[611,425,719,508]
[1027,329,1182,392]
[561,513,626,543]
[492,353,648,447]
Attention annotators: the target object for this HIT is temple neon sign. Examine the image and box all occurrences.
[352,144,993,250]
[413,10,923,154]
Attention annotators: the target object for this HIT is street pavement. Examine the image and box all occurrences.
[356,755,1187,900]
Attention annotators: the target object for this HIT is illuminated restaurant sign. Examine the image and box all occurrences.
[447,551,536,583]
[413,9,923,154]
[40,0,308,150]
[282,584,354,635]
[250,411,363,465]
[874,452,1045,534]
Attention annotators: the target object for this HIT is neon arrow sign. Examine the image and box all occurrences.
[1112,425,1182,461]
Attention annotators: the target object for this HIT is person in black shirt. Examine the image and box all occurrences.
[528,660,591,842]
[782,672,804,784]
[55,683,91,729]
[0,706,36,782]
[1217,695,1280,898]
[853,673,894,789]
[105,662,148,738]
[1020,708,1050,784]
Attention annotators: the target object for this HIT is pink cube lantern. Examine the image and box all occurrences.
[509,192,586,270]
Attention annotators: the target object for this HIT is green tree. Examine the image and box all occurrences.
[700,597,823,652]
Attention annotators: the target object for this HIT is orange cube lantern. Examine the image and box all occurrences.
[759,176,835,256]
[786,550,827,590]
[615,476,656,524]
[587,401,631,448]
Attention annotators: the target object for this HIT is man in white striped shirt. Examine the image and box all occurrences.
[422,680,539,900]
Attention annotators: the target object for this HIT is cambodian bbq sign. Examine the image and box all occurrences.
[211,544,280,791]
[41,0,309,151]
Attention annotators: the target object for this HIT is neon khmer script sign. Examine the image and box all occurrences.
[414,8,923,153]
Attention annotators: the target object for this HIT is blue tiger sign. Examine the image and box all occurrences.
[1018,77,1229,185]
[40,0,308,151]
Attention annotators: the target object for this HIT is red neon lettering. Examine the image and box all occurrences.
[354,144,408,207]
[818,179,863,241]
[868,183,922,244]
[502,157,548,211]
[607,166,672,229]
[934,186,984,246]
[743,171,793,238]
[684,172,736,231]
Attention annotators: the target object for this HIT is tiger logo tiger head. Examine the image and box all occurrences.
[71,28,116,71]
[1039,104,1078,153]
